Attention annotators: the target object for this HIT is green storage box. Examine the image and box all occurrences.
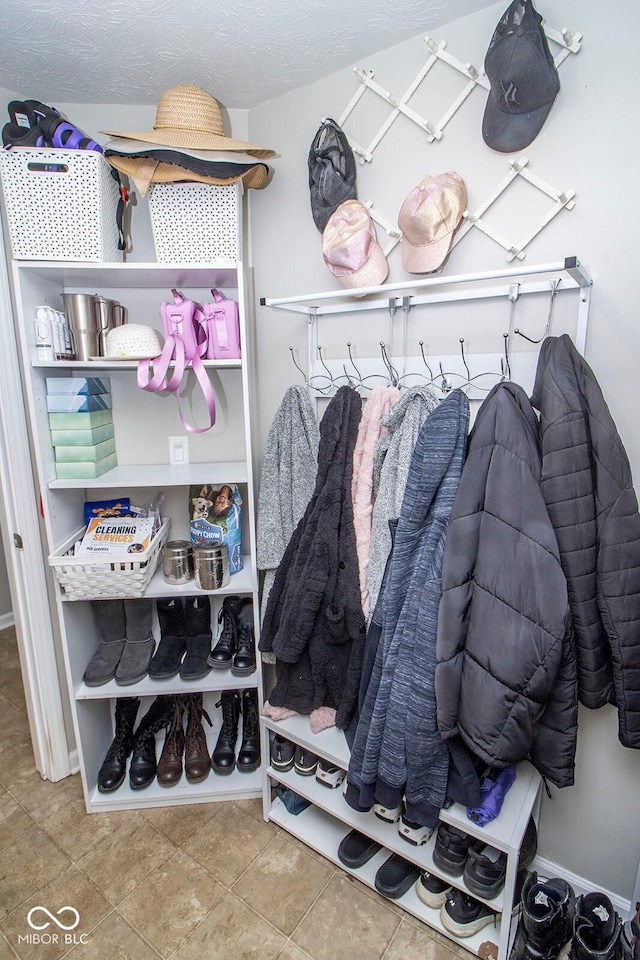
[54,437,116,463]
[55,452,118,479]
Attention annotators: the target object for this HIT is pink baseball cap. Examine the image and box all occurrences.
[398,172,467,274]
[322,199,389,290]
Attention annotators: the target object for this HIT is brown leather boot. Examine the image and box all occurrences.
[157,696,185,786]
[184,693,212,783]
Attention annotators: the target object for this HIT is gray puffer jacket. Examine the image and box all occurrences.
[436,381,578,788]
[531,334,640,749]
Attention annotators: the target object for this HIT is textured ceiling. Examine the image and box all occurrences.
[0,0,496,109]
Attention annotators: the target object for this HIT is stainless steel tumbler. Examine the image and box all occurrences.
[62,293,99,361]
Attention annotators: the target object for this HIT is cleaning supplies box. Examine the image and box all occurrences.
[54,437,116,463]
[46,377,111,395]
[50,423,115,446]
[55,453,118,479]
[48,410,113,430]
[46,394,112,413]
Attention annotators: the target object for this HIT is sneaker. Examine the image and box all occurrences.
[397,810,433,846]
[416,872,453,909]
[441,889,498,937]
[337,829,382,869]
[374,853,421,899]
[433,822,481,876]
[270,734,295,772]
[294,744,320,776]
[463,843,507,898]
[315,759,346,788]
[374,802,402,823]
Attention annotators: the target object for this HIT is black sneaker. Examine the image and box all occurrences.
[433,822,481,876]
[463,844,507,898]
[294,744,319,776]
[415,872,453,909]
[441,889,498,937]
[270,734,295,772]
[397,810,433,846]
[374,853,421,900]
[337,829,382,869]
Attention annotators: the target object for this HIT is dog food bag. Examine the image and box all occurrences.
[189,483,243,575]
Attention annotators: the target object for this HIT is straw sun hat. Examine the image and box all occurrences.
[102,83,275,158]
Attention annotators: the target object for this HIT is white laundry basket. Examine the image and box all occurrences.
[148,181,242,263]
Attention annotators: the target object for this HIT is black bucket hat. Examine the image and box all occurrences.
[482,0,560,153]
[308,118,357,232]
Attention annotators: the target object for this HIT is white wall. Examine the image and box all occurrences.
[246,0,640,902]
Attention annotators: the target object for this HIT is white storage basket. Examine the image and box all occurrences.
[0,148,122,262]
[48,520,170,600]
[149,182,242,262]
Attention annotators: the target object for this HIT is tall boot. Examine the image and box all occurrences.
[184,693,213,783]
[181,595,213,681]
[513,872,575,960]
[116,598,156,686]
[237,688,261,772]
[157,696,186,786]
[231,599,256,677]
[207,596,244,670]
[571,893,623,960]
[149,598,186,679]
[211,690,241,775]
[98,697,140,792]
[129,695,174,790]
[84,599,126,686]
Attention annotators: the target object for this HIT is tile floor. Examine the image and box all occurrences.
[0,625,471,960]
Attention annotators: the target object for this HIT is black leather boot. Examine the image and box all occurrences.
[129,696,174,790]
[181,595,213,681]
[211,690,241,775]
[98,697,139,793]
[149,598,186,679]
[571,893,623,960]
[513,872,576,960]
[237,688,261,772]
[231,599,256,677]
[207,596,244,670]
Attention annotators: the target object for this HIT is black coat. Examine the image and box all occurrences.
[531,334,640,749]
[436,382,578,788]
[259,386,366,729]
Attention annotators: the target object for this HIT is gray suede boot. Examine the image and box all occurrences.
[84,600,126,686]
[116,598,156,686]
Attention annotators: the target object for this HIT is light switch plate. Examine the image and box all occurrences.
[169,435,189,465]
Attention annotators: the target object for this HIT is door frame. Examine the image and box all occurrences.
[0,218,72,782]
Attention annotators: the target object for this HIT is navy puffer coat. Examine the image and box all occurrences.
[531,334,640,748]
[436,381,578,788]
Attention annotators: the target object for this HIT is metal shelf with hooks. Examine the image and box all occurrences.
[260,258,593,400]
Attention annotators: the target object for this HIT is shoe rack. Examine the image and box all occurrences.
[8,258,264,812]
[263,715,543,960]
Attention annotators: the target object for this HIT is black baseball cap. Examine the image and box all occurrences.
[308,118,357,232]
[482,0,560,153]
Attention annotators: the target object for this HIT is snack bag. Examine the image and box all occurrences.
[189,483,243,575]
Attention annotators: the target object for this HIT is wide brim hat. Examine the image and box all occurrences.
[102,84,275,158]
[104,138,270,195]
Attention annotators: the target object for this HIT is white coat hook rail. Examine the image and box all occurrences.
[452,156,576,262]
[337,25,581,160]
